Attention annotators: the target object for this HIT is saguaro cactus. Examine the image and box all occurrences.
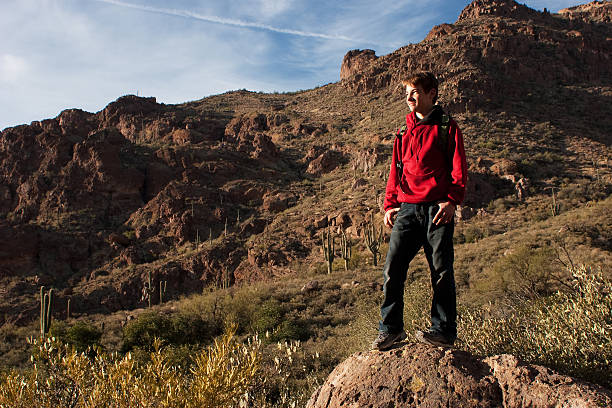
[159,280,167,305]
[340,228,352,271]
[549,187,560,216]
[322,227,336,274]
[40,286,53,337]
[142,270,154,308]
[365,214,383,266]
[222,270,231,289]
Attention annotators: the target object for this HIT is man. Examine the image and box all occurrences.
[372,72,467,350]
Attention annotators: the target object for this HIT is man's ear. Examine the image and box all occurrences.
[430,88,438,103]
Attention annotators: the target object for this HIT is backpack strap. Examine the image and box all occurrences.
[438,113,450,154]
[438,113,453,173]
[395,125,407,182]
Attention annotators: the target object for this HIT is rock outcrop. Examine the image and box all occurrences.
[340,49,378,82]
[339,0,612,113]
[559,1,612,23]
[307,343,612,408]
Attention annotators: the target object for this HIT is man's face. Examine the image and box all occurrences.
[405,84,436,115]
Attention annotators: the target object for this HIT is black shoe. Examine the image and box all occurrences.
[371,331,407,350]
[415,330,454,347]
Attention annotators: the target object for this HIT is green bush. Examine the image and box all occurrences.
[460,265,612,388]
[49,321,102,353]
[252,299,284,334]
[479,245,560,300]
[461,224,488,243]
[122,312,215,351]
[270,319,309,342]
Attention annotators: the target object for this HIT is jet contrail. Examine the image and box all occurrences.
[93,0,376,44]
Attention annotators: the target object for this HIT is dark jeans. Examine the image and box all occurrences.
[379,202,457,340]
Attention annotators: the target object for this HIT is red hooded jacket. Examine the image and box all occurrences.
[383,106,467,212]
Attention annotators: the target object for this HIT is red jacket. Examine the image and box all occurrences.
[383,106,467,212]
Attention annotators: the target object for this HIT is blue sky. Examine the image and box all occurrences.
[1,0,582,130]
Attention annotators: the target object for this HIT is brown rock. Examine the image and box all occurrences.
[262,192,295,212]
[307,343,612,408]
[301,280,320,293]
[314,215,328,229]
[340,49,377,81]
[306,150,343,175]
[108,232,130,247]
[490,158,518,176]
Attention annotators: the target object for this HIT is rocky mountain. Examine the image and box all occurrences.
[0,0,610,333]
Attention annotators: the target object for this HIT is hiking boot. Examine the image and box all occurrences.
[415,329,454,347]
[371,331,407,350]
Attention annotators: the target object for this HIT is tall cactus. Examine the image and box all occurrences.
[222,270,231,289]
[340,228,352,271]
[322,227,336,274]
[40,286,53,338]
[365,214,383,266]
[159,280,167,305]
[142,270,154,308]
[549,187,560,216]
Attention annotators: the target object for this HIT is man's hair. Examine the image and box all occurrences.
[401,72,439,103]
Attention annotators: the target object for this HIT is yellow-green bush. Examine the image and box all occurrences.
[476,245,561,301]
[0,326,259,408]
[460,265,612,388]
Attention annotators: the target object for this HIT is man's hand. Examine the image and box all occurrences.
[432,201,456,225]
[384,207,400,229]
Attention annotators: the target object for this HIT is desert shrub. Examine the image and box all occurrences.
[271,319,309,342]
[460,224,489,243]
[459,265,612,388]
[487,197,517,213]
[178,287,263,335]
[122,312,214,351]
[478,245,561,300]
[558,181,611,203]
[253,299,284,334]
[0,326,260,408]
[49,321,102,353]
[251,299,309,342]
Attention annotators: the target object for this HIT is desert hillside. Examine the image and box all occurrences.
[0,0,610,406]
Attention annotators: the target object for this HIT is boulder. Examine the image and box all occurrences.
[307,343,612,408]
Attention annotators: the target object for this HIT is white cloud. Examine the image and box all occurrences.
[257,0,293,17]
[0,54,28,83]
[92,0,382,44]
